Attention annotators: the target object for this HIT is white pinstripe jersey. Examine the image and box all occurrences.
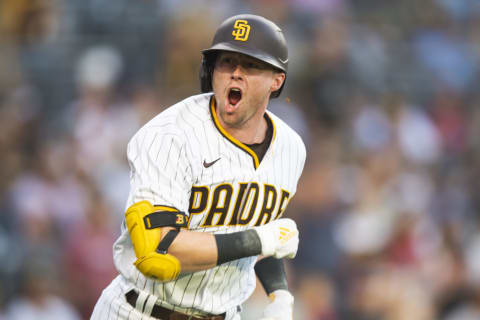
[112,93,306,316]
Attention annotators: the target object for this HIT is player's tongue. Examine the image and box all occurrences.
[228,88,241,108]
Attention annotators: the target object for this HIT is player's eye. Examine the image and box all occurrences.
[224,57,237,65]
[217,56,236,68]
[245,60,266,70]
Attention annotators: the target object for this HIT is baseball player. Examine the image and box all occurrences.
[91,14,306,320]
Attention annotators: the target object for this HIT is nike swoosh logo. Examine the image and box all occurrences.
[203,158,221,168]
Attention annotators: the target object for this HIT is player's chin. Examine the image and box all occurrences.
[222,111,244,127]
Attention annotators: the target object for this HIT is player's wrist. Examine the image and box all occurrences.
[215,229,262,265]
[255,257,288,294]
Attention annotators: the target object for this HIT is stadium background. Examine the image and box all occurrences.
[1,0,480,319]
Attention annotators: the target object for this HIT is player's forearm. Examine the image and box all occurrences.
[256,257,294,320]
[167,218,299,274]
[124,199,269,279]
[167,229,218,272]
[255,256,288,294]
[126,199,299,280]
[167,228,262,272]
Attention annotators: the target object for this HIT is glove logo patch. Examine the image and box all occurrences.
[279,227,295,244]
[232,20,250,41]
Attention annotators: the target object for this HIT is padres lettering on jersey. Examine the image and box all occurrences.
[189,183,290,227]
[109,93,306,317]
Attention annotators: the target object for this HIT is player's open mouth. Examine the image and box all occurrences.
[228,88,242,107]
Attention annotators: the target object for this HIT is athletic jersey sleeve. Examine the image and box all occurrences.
[126,125,193,213]
[297,136,307,180]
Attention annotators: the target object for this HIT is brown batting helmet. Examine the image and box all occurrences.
[200,14,288,98]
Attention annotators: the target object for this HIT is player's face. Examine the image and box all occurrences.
[212,52,285,130]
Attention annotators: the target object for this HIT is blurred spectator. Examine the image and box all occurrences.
[413,27,477,93]
[298,14,352,126]
[269,99,311,147]
[4,257,80,320]
[1,0,480,319]
[394,104,442,165]
[0,84,42,194]
[296,272,338,319]
[63,195,117,319]
[8,138,89,236]
[352,103,393,152]
[162,12,216,99]
[63,45,140,215]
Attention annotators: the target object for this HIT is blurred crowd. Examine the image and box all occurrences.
[1,0,480,319]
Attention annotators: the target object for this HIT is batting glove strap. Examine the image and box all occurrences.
[261,290,294,320]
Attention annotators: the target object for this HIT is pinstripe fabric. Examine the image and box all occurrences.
[93,93,306,319]
[91,276,145,320]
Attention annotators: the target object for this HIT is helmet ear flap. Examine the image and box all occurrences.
[200,53,216,93]
[200,57,212,93]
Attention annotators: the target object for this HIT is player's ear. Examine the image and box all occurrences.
[270,72,285,93]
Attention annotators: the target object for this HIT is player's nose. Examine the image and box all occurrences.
[230,64,244,80]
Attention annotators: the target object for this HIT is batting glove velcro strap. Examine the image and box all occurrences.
[260,290,294,320]
[254,218,299,259]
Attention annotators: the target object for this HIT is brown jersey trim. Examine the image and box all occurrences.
[246,115,274,163]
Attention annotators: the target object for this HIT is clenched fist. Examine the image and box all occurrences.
[254,218,299,259]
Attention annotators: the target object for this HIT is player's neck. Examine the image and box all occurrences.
[221,110,267,145]
[238,116,268,145]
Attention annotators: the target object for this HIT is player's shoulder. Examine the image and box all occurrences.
[268,110,306,154]
[129,93,212,143]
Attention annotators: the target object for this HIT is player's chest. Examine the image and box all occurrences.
[194,138,295,191]
[187,144,296,230]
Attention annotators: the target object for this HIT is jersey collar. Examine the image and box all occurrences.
[209,96,276,170]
